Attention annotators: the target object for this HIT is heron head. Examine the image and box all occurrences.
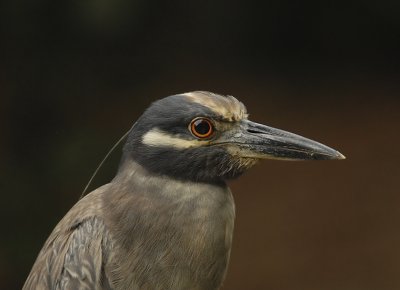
[123,91,344,183]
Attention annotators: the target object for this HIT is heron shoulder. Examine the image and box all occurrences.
[23,185,113,290]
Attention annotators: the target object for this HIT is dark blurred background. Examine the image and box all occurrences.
[1,0,400,289]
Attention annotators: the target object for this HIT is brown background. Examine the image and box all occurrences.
[1,1,400,289]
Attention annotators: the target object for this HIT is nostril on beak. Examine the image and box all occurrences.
[247,128,261,134]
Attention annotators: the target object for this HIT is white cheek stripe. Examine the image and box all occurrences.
[142,128,208,149]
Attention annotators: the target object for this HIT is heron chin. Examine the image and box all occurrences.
[24,91,345,290]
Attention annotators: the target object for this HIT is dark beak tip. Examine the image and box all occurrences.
[309,148,346,161]
[323,150,346,160]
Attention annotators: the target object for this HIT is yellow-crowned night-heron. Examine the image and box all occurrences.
[23,91,345,290]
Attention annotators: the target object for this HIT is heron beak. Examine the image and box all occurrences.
[223,120,345,160]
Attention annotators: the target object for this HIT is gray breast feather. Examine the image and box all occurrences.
[23,166,235,290]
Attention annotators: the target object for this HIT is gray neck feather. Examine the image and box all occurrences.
[102,159,235,290]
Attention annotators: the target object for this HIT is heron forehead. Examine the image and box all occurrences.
[184,91,248,122]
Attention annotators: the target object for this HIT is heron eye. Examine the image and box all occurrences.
[190,118,214,139]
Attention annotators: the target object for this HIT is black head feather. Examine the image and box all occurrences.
[121,92,251,183]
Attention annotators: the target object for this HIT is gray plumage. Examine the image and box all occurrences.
[24,91,344,290]
[25,161,233,290]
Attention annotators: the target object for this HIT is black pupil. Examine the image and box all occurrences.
[194,119,210,135]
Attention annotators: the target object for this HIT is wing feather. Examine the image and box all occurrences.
[23,186,114,290]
